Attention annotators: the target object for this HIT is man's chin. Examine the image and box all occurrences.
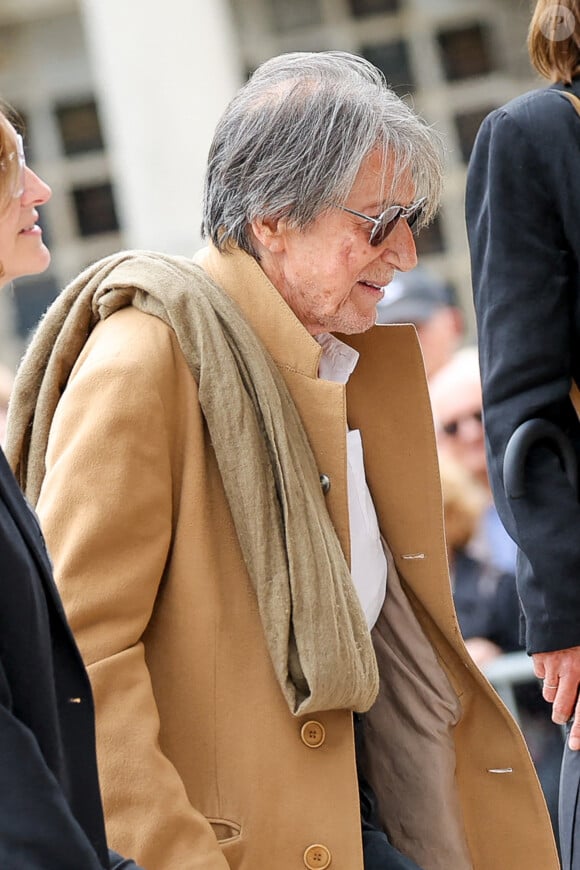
[334,312,378,335]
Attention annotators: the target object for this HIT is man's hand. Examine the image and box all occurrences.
[533,647,580,749]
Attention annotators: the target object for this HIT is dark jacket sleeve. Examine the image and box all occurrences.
[108,850,143,869]
[0,656,108,870]
[0,662,145,870]
[466,87,580,654]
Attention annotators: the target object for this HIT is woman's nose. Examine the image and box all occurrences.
[21,166,52,207]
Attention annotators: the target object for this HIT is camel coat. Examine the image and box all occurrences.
[35,244,559,870]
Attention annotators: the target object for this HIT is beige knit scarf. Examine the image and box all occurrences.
[5,250,379,716]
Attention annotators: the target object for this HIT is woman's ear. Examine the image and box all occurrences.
[249,215,289,253]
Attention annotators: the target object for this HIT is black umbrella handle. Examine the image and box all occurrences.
[503,418,578,499]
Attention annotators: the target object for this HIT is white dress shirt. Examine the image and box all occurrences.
[316,332,387,630]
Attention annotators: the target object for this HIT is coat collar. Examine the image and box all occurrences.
[194,244,323,379]
[0,448,57,594]
[193,243,416,374]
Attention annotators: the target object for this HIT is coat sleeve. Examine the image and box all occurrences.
[0,656,108,870]
[36,310,230,870]
[108,849,143,869]
[466,93,580,655]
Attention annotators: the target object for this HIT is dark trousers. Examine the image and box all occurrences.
[560,722,580,869]
[355,714,425,870]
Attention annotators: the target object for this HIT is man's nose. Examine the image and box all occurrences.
[379,219,418,272]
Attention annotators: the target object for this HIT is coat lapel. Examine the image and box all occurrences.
[0,448,66,614]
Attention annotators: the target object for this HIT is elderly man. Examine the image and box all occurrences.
[6,52,558,870]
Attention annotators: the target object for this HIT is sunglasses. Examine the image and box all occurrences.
[440,410,483,437]
[338,196,426,247]
[13,134,26,198]
[0,133,26,199]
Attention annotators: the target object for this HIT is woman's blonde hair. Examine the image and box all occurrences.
[0,103,23,278]
[528,0,580,82]
[0,103,20,212]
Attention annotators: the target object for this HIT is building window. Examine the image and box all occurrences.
[269,0,321,31]
[12,273,59,339]
[437,23,494,82]
[55,99,104,156]
[416,213,446,257]
[349,0,400,17]
[72,183,119,237]
[362,40,415,95]
[454,106,495,163]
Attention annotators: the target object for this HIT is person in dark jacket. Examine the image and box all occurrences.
[466,1,580,865]
[0,105,143,868]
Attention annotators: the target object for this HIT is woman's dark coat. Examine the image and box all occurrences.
[466,76,580,655]
[0,447,136,869]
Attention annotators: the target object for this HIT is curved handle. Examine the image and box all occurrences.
[503,418,578,499]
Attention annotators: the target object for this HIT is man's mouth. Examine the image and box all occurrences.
[358,279,385,293]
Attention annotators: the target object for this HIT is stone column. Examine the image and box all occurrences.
[79,0,242,255]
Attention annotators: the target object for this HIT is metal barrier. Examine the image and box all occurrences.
[483,650,538,723]
[484,651,567,742]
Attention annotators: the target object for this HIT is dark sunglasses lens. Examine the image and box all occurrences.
[370,214,399,247]
[370,203,424,246]
[442,411,483,437]
[407,206,423,232]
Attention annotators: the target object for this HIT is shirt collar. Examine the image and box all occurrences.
[315,332,360,384]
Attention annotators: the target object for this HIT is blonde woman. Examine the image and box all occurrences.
[0,107,141,869]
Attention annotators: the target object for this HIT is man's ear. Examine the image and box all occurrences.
[249,215,288,253]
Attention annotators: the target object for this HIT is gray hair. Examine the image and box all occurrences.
[202,50,444,257]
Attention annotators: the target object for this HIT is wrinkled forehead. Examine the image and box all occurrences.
[351,146,416,207]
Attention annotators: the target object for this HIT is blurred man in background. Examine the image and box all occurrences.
[376,266,463,378]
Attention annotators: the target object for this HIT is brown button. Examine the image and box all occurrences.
[300,720,326,748]
[319,473,331,495]
[304,844,331,869]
